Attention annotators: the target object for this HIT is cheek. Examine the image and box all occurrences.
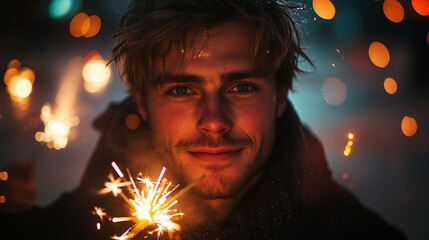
[233,100,277,144]
[148,102,195,137]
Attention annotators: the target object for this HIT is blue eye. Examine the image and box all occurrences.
[229,83,256,94]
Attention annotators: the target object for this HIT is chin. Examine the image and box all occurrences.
[192,171,249,200]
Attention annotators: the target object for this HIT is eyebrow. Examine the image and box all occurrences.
[155,69,267,85]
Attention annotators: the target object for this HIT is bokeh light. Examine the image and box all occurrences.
[0,171,7,204]
[82,51,111,93]
[9,76,32,98]
[70,12,89,38]
[84,15,101,38]
[49,0,82,19]
[342,172,349,180]
[35,104,80,150]
[3,59,35,110]
[49,0,73,19]
[384,77,398,94]
[369,41,390,68]
[321,77,347,106]
[125,114,141,130]
[70,13,101,38]
[0,172,8,181]
[401,116,417,137]
[383,0,404,23]
[412,0,429,16]
[313,0,336,20]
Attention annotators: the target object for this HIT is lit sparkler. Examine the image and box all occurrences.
[96,162,204,239]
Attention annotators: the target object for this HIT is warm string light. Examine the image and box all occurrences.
[95,162,204,239]
[344,133,354,157]
[3,59,35,110]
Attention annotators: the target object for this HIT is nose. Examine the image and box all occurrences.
[197,94,232,135]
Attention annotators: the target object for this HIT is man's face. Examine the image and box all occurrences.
[137,22,286,200]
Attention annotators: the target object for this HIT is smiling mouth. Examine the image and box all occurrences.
[187,148,242,163]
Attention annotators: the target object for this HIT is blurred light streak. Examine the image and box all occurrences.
[384,77,398,94]
[368,41,390,68]
[321,77,347,106]
[125,114,140,130]
[84,15,101,38]
[4,59,35,111]
[35,57,83,150]
[344,133,354,157]
[82,51,111,93]
[412,0,429,16]
[401,116,417,137]
[383,0,404,23]
[312,0,336,20]
[49,0,82,19]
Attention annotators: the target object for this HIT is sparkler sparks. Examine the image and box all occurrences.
[96,162,203,239]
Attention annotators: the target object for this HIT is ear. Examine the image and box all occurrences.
[276,89,288,118]
[136,94,148,122]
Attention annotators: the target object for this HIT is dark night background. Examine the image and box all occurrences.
[0,0,428,239]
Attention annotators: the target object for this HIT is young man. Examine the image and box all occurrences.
[1,0,406,239]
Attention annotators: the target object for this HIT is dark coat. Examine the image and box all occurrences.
[0,97,406,240]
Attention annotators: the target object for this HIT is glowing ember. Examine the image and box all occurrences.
[344,133,354,157]
[96,162,203,239]
[0,196,5,204]
[369,41,390,68]
[312,0,336,20]
[401,116,417,137]
[92,207,107,221]
[35,103,80,150]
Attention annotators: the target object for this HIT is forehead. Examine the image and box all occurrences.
[156,22,254,77]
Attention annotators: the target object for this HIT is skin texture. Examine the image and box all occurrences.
[137,22,287,216]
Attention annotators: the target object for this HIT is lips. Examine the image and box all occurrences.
[187,148,242,163]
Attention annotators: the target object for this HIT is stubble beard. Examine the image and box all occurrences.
[155,136,272,200]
